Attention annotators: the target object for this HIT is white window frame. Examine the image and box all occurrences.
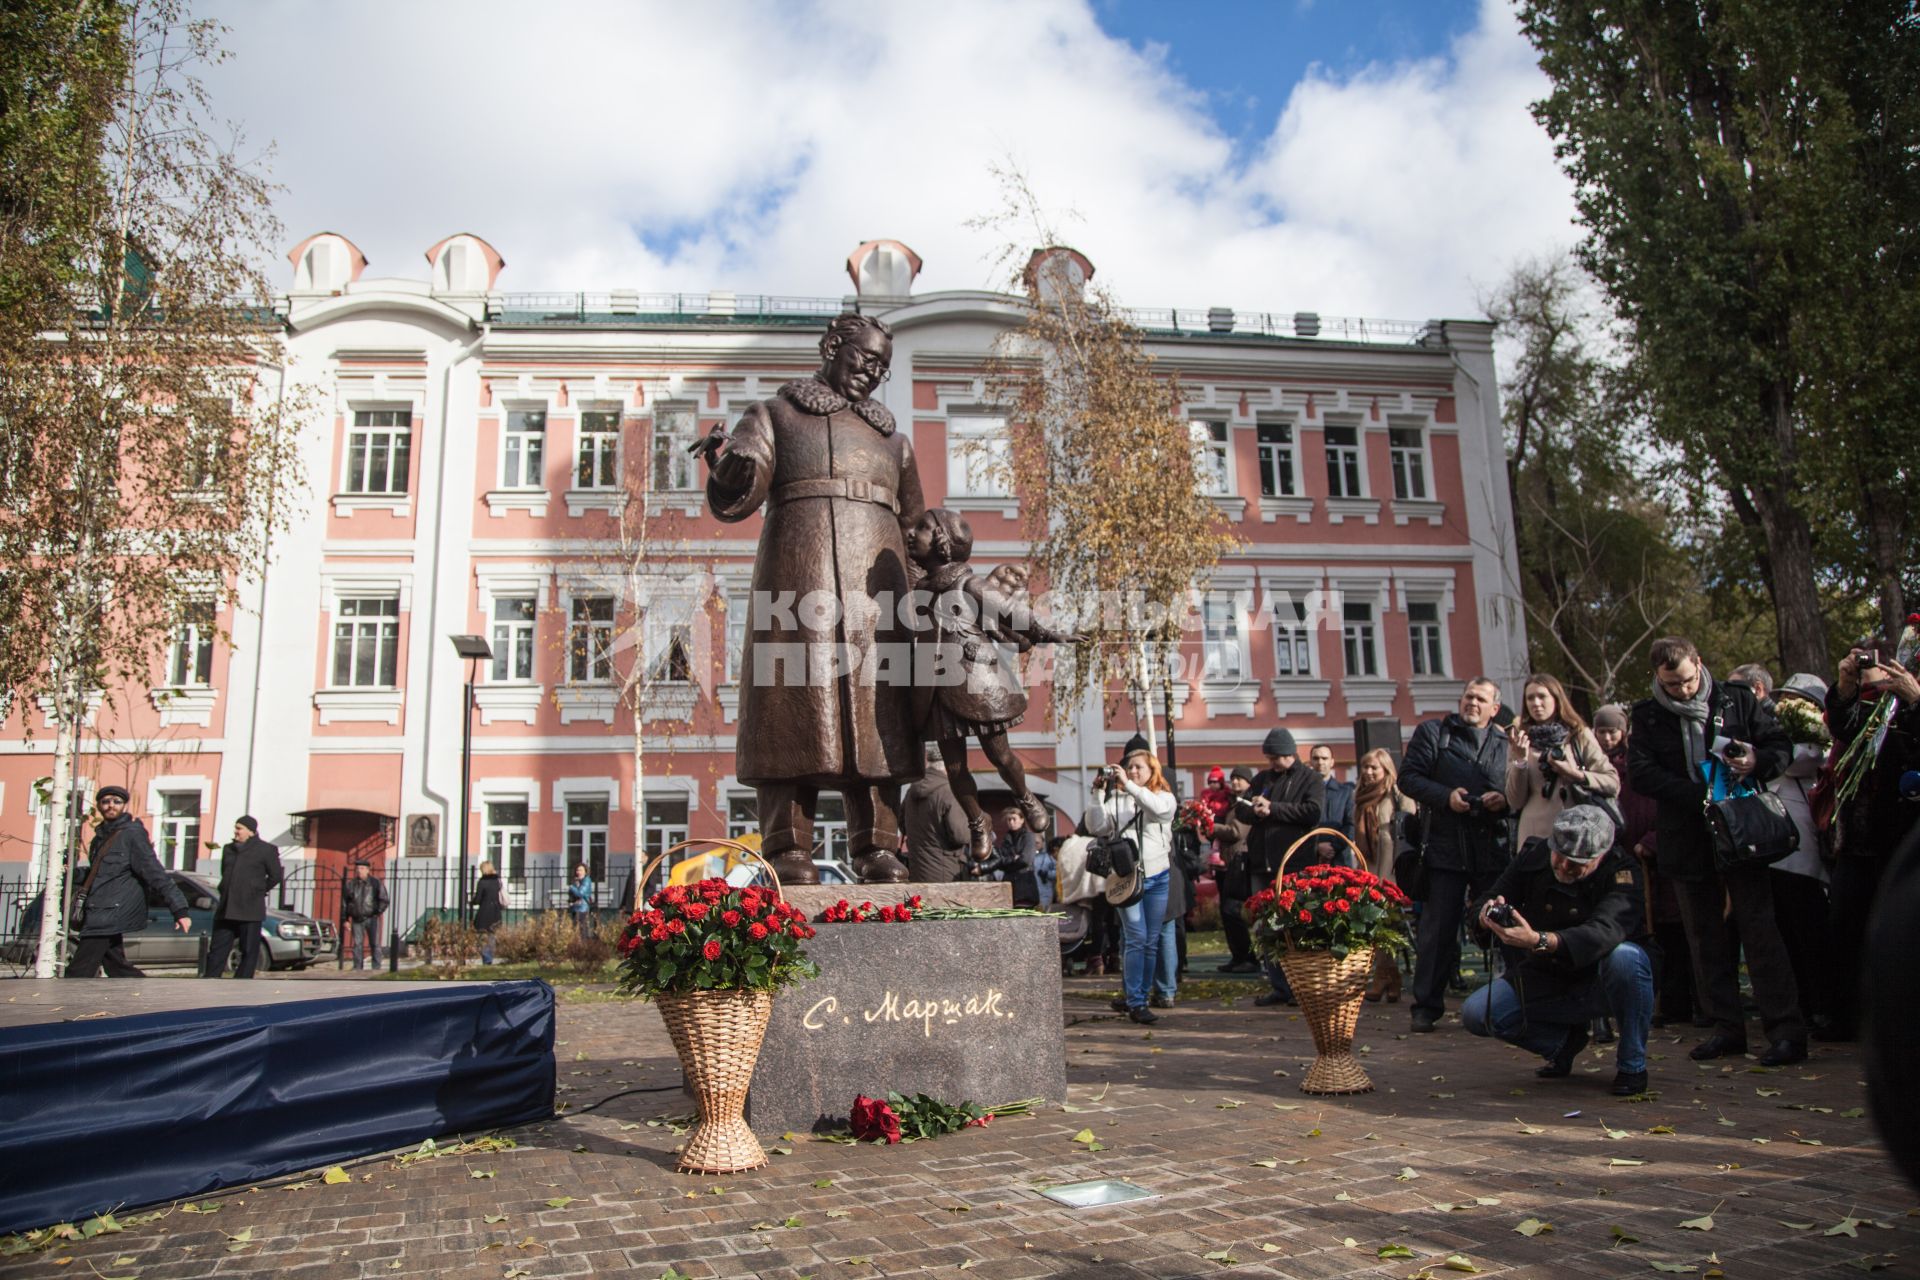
[1257,419,1297,497]
[1190,418,1231,497]
[564,796,612,885]
[946,414,1012,499]
[1389,424,1429,501]
[343,406,412,496]
[330,596,401,689]
[484,799,531,882]
[156,791,202,871]
[567,595,615,685]
[490,595,537,683]
[1272,595,1316,679]
[1200,592,1245,681]
[644,599,696,686]
[1323,420,1365,499]
[1342,599,1380,678]
[641,795,692,878]
[650,405,700,493]
[501,406,547,490]
[1408,599,1448,678]
[166,599,215,687]
[575,404,621,491]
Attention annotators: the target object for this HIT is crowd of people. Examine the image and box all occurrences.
[994,626,1919,1091]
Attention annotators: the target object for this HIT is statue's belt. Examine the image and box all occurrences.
[771,477,900,514]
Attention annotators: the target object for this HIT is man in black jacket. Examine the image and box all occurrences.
[1462,806,1654,1095]
[1400,678,1512,1031]
[67,787,191,977]
[1235,727,1325,1007]
[1628,635,1802,1065]
[341,860,390,970]
[203,815,285,979]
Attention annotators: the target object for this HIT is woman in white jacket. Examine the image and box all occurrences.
[1084,747,1179,1024]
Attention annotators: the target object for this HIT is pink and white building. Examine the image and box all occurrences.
[0,233,1526,900]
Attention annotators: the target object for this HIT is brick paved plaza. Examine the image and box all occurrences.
[3,970,1914,1280]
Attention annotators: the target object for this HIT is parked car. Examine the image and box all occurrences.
[1,872,336,972]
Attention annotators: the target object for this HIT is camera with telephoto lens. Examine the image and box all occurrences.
[1485,901,1519,928]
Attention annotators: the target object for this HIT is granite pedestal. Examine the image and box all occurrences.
[746,914,1064,1132]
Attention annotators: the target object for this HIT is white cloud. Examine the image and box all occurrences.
[205,0,1574,320]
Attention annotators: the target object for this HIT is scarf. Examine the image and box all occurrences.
[1651,665,1713,780]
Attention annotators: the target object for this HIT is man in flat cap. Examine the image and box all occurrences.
[67,786,190,977]
[1462,805,1655,1096]
[203,815,285,978]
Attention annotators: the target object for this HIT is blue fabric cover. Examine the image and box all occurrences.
[0,982,556,1232]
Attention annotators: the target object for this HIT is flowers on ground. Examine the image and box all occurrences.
[617,877,819,997]
[843,1093,1038,1144]
[820,896,924,923]
[1246,863,1411,961]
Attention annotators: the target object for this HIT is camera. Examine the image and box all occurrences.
[1724,741,1750,763]
[1485,902,1519,928]
[1464,793,1486,818]
[1528,719,1570,765]
[1855,647,1880,672]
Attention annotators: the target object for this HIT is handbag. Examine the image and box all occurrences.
[1086,794,1145,908]
[1707,789,1799,872]
[68,844,107,931]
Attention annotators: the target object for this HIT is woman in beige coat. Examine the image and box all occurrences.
[1353,748,1416,1002]
[1504,673,1620,844]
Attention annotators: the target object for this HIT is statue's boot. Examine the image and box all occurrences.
[968,815,992,862]
[765,849,821,887]
[853,850,910,883]
[1017,793,1051,839]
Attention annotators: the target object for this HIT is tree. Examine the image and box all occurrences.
[1517,0,1920,673]
[0,0,307,975]
[975,169,1240,747]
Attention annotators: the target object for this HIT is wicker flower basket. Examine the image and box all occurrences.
[657,986,775,1173]
[1273,827,1379,1095]
[635,838,791,1175]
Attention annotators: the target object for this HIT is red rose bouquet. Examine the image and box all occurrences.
[842,1093,1037,1144]
[1175,798,1216,840]
[617,877,819,998]
[1245,863,1410,961]
[820,896,924,923]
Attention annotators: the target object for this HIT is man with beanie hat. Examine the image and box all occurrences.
[1213,765,1260,971]
[1234,727,1325,1003]
[204,815,285,978]
[1400,679,1512,1031]
[1461,804,1655,1096]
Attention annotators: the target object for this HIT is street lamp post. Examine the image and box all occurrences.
[448,635,493,928]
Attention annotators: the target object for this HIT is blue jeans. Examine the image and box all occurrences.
[1119,871,1176,1008]
[1461,942,1653,1073]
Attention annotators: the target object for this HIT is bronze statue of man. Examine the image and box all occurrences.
[701,314,926,884]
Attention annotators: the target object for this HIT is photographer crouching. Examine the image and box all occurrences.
[1460,805,1654,1096]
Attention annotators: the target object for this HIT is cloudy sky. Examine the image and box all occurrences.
[202,0,1578,323]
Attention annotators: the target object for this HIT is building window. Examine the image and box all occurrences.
[947,415,1011,497]
[642,797,691,884]
[503,408,546,489]
[157,792,201,870]
[1342,600,1379,678]
[1190,420,1229,496]
[345,409,411,495]
[1409,601,1447,677]
[726,795,757,842]
[491,597,536,682]
[1273,597,1313,677]
[1201,594,1243,680]
[565,798,610,885]
[1325,424,1363,498]
[331,598,400,688]
[651,407,699,492]
[568,597,614,683]
[1257,422,1296,497]
[1389,426,1428,501]
[723,592,748,683]
[485,801,529,881]
[576,407,620,490]
[646,609,694,684]
[167,600,214,686]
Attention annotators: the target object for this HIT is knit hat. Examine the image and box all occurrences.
[1207,766,1226,784]
[95,785,130,804]
[1776,673,1829,707]
[1261,727,1297,757]
[236,815,259,835]
[1592,705,1627,732]
[1231,766,1257,783]
[1122,731,1150,757]
[1548,805,1615,862]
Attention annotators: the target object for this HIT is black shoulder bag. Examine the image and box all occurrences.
[68,845,108,932]
[1702,697,1799,872]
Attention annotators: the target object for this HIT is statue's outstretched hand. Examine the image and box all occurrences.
[985,563,1031,595]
